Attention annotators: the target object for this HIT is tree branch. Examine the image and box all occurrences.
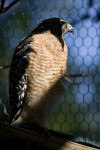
[64,76,81,85]
[65,72,87,85]
[0,64,87,85]
[0,0,5,12]
[0,64,10,70]
[66,72,87,77]
[0,0,20,16]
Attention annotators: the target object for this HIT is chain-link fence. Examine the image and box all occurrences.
[0,0,100,142]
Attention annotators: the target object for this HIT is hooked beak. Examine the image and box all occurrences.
[65,24,74,35]
[69,27,74,35]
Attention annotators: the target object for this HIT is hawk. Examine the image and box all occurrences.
[9,18,74,126]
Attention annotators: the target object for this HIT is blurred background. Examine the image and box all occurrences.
[0,0,100,142]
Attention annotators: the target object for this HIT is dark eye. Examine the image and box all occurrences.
[65,23,67,28]
[41,26,43,29]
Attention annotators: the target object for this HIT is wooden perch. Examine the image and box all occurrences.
[0,0,20,16]
[0,121,99,150]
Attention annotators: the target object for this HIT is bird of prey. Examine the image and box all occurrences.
[9,18,74,126]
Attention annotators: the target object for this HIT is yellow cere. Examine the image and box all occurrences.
[68,24,72,29]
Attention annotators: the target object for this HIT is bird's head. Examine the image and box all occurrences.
[60,19,74,36]
[33,17,74,37]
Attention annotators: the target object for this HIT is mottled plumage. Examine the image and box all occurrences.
[9,18,74,125]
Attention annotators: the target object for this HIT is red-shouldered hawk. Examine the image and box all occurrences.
[9,18,74,126]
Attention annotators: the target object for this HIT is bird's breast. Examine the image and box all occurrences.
[25,33,68,104]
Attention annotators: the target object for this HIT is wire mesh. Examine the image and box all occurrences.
[0,0,100,141]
